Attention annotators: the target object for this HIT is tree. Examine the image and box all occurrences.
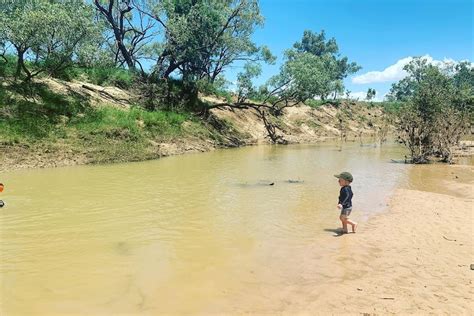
[94,0,155,74]
[1,0,102,80]
[453,61,474,90]
[138,0,271,82]
[452,61,474,113]
[395,58,472,163]
[386,76,417,101]
[366,88,376,101]
[331,80,344,100]
[0,8,7,64]
[236,62,262,103]
[345,90,351,100]
[289,30,360,100]
[387,57,435,102]
[205,30,359,143]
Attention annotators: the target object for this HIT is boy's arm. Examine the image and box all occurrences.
[337,188,344,209]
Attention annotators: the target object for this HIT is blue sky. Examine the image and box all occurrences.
[225,0,473,101]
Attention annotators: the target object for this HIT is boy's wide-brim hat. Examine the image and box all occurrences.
[334,171,353,182]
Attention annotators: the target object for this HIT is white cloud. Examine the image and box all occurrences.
[352,57,413,84]
[351,55,470,84]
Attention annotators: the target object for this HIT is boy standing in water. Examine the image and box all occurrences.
[334,172,357,234]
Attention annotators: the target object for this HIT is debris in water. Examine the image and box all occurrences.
[286,179,304,184]
[443,236,457,242]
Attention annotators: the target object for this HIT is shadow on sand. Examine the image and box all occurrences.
[324,228,346,237]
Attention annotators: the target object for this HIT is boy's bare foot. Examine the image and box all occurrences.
[352,223,358,233]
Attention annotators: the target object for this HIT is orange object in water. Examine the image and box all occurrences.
[0,184,4,193]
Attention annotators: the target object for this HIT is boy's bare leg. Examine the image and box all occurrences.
[339,215,348,233]
[346,218,358,233]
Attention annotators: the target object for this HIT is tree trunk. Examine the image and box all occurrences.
[115,38,135,71]
[94,0,135,71]
[257,108,287,144]
[16,48,25,78]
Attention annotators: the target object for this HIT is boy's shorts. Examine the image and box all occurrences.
[340,207,352,217]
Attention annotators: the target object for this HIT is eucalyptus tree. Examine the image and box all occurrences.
[291,30,361,100]
[206,30,360,143]
[0,0,102,80]
[135,0,272,82]
[94,0,156,74]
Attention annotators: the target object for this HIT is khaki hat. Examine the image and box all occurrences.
[334,171,353,182]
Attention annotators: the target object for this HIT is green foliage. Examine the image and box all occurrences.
[146,0,268,82]
[0,82,89,141]
[0,0,103,79]
[286,52,337,101]
[453,61,474,90]
[387,58,434,102]
[452,61,474,113]
[139,78,205,112]
[386,78,415,102]
[293,30,338,56]
[236,62,262,102]
[379,101,404,114]
[366,88,376,101]
[305,99,325,108]
[63,66,135,89]
[412,65,453,120]
[290,30,361,99]
[0,80,189,144]
[0,0,368,150]
[394,58,473,163]
[0,55,16,77]
[304,98,341,108]
[196,75,232,103]
[71,107,187,141]
[260,30,360,103]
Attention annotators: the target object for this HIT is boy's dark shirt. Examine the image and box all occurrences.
[338,185,353,209]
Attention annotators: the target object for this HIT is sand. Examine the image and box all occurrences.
[292,168,474,315]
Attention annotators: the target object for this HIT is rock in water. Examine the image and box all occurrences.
[0,200,4,208]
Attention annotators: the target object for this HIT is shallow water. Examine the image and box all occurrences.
[0,141,424,315]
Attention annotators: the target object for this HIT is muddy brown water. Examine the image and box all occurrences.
[0,141,471,315]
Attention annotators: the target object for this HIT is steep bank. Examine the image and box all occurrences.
[1,78,389,172]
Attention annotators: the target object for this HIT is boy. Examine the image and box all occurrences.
[334,172,357,234]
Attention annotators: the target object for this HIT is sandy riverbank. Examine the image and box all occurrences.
[296,165,473,315]
[186,166,472,316]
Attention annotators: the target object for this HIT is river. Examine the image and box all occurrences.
[0,141,440,315]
